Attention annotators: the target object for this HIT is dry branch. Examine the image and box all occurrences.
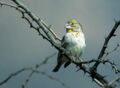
[91,20,120,72]
[0,0,120,88]
[0,67,32,86]
[21,53,56,88]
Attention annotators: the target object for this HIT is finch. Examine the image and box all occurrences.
[53,19,86,72]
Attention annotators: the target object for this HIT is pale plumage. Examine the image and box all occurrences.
[53,19,86,72]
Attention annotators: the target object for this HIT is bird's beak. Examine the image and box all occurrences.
[65,24,73,32]
[65,24,72,29]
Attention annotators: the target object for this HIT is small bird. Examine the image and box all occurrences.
[53,19,86,72]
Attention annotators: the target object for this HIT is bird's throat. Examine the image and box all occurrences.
[66,28,73,32]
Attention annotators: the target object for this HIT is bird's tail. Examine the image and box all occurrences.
[64,61,71,68]
[52,62,62,72]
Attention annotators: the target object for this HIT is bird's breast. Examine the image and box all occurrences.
[65,32,86,57]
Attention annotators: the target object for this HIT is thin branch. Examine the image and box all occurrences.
[33,70,70,88]
[108,76,120,87]
[41,20,61,41]
[0,1,120,88]
[0,67,32,86]
[102,60,120,74]
[0,53,56,86]
[0,1,52,42]
[0,1,17,8]
[0,1,61,48]
[22,53,56,88]
[11,0,60,45]
[103,43,120,60]
[91,20,120,72]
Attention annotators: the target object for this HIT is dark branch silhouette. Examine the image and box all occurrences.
[0,0,120,88]
[91,20,120,72]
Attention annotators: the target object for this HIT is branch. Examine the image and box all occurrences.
[0,67,32,86]
[102,43,120,61]
[0,0,120,88]
[11,0,61,46]
[108,76,120,87]
[41,20,61,41]
[91,20,120,72]
[28,70,70,88]
[0,53,56,86]
[103,60,120,74]
[22,53,56,88]
[0,1,61,48]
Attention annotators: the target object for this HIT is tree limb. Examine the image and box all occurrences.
[91,20,120,72]
[0,0,120,88]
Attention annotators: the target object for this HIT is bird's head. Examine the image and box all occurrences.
[65,19,82,33]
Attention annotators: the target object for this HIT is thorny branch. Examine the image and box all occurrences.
[21,53,56,88]
[102,43,120,61]
[0,0,120,88]
[28,70,70,88]
[108,76,120,87]
[0,53,55,86]
[0,67,32,86]
[91,20,120,72]
[0,53,70,88]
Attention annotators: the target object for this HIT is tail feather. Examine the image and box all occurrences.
[52,63,62,72]
[64,61,71,68]
[53,54,69,72]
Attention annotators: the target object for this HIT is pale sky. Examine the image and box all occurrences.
[0,0,120,88]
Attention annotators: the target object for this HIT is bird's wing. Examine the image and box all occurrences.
[61,34,70,48]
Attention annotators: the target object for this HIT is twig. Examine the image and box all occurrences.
[103,43,120,60]
[22,53,56,88]
[41,20,61,41]
[34,70,70,88]
[11,0,61,46]
[0,0,61,49]
[108,76,120,87]
[0,67,32,86]
[0,1,120,88]
[91,20,120,72]
[103,60,120,74]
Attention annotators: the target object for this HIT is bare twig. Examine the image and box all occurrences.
[11,0,61,46]
[0,0,120,88]
[102,60,120,74]
[0,53,56,86]
[91,20,120,72]
[41,20,61,41]
[103,43,120,60]
[32,70,70,88]
[0,67,32,86]
[22,53,56,88]
[0,0,61,48]
[108,76,120,87]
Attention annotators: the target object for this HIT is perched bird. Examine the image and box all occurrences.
[53,19,86,72]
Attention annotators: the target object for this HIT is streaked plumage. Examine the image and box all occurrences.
[53,19,86,72]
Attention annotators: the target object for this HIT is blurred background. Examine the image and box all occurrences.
[0,0,120,88]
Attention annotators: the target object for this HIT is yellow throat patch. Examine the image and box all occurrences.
[66,28,74,32]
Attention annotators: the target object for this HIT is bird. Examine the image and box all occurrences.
[52,19,86,72]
